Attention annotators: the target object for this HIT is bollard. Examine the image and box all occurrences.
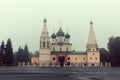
[33,62,35,67]
[27,62,30,67]
[52,63,53,67]
[58,62,60,67]
[18,62,19,67]
[88,63,91,67]
[64,62,65,67]
[82,63,84,67]
[19,62,21,67]
[46,63,48,67]
[108,62,111,67]
[100,62,103,67]
[76,63,78,67]
[23,62,25,67]
[39,63,41,67]
[105,62,107,67]
[70,63,71,67]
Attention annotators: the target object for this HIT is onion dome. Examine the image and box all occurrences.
[90,20,93,25]
[65,33,70,38]
[43,18,47,23]
[56,27,65,37]
[51,33,56,38]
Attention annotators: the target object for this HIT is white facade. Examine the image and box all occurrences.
[39,18,51,64]
[38,18,100,67]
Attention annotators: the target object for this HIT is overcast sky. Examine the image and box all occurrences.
[0,0,120,53]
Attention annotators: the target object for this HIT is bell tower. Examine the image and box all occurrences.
[39,18,51,65]
[86,20,100,67]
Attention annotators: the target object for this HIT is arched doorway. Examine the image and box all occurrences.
[58,56,65,67]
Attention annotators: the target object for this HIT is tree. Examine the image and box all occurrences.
[0,41,5,64]
[108,36,120,66]
[99,48,111,65]
[5,38,14,65]
[16,45,30,64]
[23,44,29,63]
[16,47,22,63]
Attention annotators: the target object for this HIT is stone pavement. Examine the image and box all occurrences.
[0,67,119,80]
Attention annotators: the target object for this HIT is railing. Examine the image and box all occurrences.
[17,62,111,67]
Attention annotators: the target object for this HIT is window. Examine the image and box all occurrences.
[66,47,68,52]
[95,57,97,60]
[83,58,85,60]
[53,57,55,60]
[90,57,92,60]
[53,47,55,51]
[75,57,77,60]
[43,42,45,47]
[47,42,49,47]
[60,47,62,52]
[68,57,70,60]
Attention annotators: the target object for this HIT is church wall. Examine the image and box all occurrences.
[67,54,87,63]
[31,57,39,64]
[87,51,100,64]
[39,49,51,63]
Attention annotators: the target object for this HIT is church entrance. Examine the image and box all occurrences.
[58,56,65,67]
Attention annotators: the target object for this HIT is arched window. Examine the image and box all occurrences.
[53,57,55,60]
[95,57,97,60]
[83,58,85,60]
[47,42,49,47]
[90,57,92,60]
[43,42,45,47]
[53,47,55,51]
[68,57,70,60]
[66,47,68,52]
[75,57,77,60]
[60,47,62,52]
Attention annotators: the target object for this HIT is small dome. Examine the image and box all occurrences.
[43,18,47,23]
[51,33,56,38]
[65,33,70,38]
[90,21,93,25]
[56,27,65,37]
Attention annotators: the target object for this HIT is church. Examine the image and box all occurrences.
[32,18,100,67]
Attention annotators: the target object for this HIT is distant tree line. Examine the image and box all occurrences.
[14,45,31,65]
[99,48,111,65]
[100,36,120,66]
[0,38,14,66]
[108,36,120,66]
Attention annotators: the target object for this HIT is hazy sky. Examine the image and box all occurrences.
[0,0,120,53]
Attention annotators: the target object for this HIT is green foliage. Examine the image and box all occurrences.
[16,44,30,64]
[5,38,14,65]
[108,36,120,66]
[99,48,110,65]
[0,38,14,65]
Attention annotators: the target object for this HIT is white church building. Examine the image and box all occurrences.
[32,18,100,67]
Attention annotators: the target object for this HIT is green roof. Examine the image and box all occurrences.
[51,51,86,55]
[56,27,65,36]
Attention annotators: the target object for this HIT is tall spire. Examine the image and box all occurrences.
[43,18,47,32]
[87,20,97,49]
